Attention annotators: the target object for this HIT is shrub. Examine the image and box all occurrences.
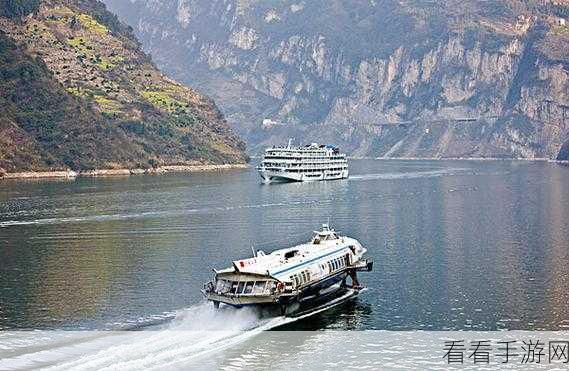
[0,0,41,19]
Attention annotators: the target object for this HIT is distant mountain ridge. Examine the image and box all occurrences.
[0,0,247,174]
[103,0,569,160]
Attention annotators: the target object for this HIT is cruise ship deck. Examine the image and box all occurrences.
[257,142,348,183]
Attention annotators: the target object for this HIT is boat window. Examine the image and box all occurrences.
[244,281,254,294]
[306,271,311,281]
[237,281,245,294]
[265,281,276,293]
[217,280,232,293]
[252,281,266,294]
[284,250,298,259]
[224,281,233,293]
[328,261,333,271]
[231,281,238,293]
[216,280,224,292]
[301,271,307,283]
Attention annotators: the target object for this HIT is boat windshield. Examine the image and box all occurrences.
[312,232,339,243]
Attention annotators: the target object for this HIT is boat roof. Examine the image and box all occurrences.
[266,143,341,152]
[216,225,356,281]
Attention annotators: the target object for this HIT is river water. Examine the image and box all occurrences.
[1,160,568,368]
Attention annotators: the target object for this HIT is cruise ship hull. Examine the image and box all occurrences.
[258,169,349,183]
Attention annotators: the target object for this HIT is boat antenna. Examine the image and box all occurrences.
[251,245,257,258]
[287,138,293,148]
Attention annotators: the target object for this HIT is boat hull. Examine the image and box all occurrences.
[258,169,349,183]
[203,270,353,315]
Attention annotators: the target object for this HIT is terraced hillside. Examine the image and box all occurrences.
[0,0,247,174]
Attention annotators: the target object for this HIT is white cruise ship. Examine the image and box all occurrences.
[202,224,373,316]
[256,141,349,183]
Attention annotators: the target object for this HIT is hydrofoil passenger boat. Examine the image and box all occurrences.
[202,225,373,316]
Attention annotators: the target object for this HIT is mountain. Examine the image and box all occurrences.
[103,0,569,160]
[0,0,247,174]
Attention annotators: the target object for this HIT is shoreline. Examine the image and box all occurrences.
[0,164,249,180]
[2,157,566,181]
[354,157,569,164]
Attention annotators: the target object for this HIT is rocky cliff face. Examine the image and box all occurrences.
[104,0,569,158]
[0,0,247,173]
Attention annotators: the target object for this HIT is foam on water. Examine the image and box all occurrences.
[0,303,286,370]
[349,168,472,181]
[0,202,314,228]
[0,291,361,370]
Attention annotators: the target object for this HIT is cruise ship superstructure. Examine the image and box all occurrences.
[202,224,373,316]
[256,142,348,183]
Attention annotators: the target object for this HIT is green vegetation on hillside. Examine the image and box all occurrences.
[0,0,247,173]
[0,31,138,171]
[0,0,40,19]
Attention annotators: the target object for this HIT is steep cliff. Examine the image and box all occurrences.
[0,0,247,173]
[104,0,569,159]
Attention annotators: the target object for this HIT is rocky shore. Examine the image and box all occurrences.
[0,164,249,180]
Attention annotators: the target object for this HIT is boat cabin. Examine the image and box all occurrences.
[312,224,340,244]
